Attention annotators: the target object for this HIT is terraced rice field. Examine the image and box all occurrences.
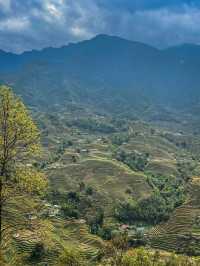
[10,217,104,265]
[149,177,200,254]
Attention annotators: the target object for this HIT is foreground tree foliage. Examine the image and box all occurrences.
[0,86,47,253]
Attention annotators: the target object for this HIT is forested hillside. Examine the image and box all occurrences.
[0,35,200,113]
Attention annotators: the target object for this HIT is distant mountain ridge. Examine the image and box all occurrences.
[0,34,200,116]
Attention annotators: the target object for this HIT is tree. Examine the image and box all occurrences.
[57,247,84,266]
[105,231,129,266]
[0,85,47,245]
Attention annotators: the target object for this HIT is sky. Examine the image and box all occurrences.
[0,0,200,53]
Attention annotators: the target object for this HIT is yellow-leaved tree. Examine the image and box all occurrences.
[0,85,47,248]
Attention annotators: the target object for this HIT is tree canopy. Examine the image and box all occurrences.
[0,85,47,246]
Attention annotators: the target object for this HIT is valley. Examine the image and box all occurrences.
[0,35,200,265]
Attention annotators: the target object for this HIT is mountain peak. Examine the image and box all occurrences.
[93,34,111,39]
[89,34,124,43]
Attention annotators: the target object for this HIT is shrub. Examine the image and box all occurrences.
[115,193,172,225]
[29,243,45,263]
[58,248,84,266]
[61,202,79,219]
[116,149,149,171]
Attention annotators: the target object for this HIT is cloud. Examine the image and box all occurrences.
[0,0,11,13]
[0,17,30,32]
[115,5,200,47]
[0,0,200,53]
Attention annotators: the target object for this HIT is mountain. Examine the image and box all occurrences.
[0,34,200,115]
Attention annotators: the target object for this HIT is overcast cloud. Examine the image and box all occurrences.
[0,0,200,53]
